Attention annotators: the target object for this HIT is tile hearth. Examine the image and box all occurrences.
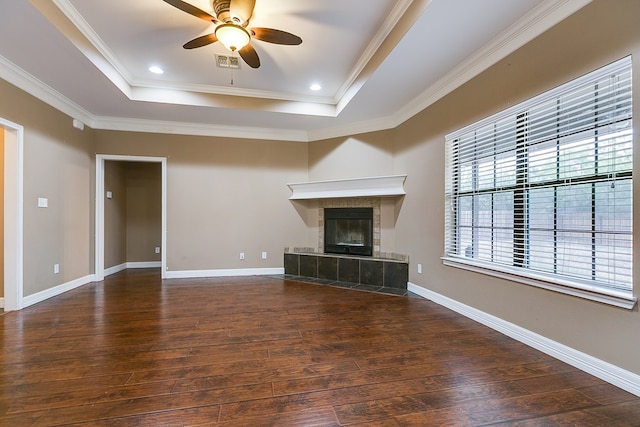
[283,252,412,297]
[278,274,419,297]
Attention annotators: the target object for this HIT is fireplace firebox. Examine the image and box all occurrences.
[324,207,373,256]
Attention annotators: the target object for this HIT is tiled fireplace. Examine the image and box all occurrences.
[283,251,409,290]
[324,207,374,257]
[284,175,409,291]
[319,197,381,257]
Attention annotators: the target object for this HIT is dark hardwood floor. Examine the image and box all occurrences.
[1,269,639,426]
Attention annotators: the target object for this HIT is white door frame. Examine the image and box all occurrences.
[2,118,24,311]
[95,154,167,281]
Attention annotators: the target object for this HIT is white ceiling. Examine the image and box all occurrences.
[0,0,591,142]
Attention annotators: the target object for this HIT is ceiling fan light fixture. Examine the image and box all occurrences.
[215,23,250,52]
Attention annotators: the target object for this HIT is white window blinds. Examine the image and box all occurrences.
[444,57,633,304]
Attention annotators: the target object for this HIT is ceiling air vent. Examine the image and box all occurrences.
[215,54,240,69]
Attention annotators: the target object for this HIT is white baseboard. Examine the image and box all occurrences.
[104,261,162,277]
[12,261,284,308]
[22,274,95,309]
[127,261,162,269]
[12,265,279,310]
[164,267,285,279]
[104,263,127,277]
[408,282,640,397]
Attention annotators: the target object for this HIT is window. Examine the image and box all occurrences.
[444,57,635,308]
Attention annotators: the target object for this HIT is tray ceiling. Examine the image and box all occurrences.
[0,0,591,141]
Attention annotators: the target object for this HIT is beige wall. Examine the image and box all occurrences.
[125,162,161,263]
[307,130,399,253]
[392,0,640,374]
[94,131,309,271]
[0,79,94,297]
[104,161,127,268]
[308,131,395,181]
[1,129,4,299]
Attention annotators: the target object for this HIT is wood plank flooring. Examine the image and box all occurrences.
[1,269,639,426]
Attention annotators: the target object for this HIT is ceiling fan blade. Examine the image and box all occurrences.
[162,0,217,23]
[230,0,255,24]
[251,28,302,45]
[238,43,260,68]
[183,33,218,49]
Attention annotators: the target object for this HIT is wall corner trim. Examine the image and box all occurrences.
[407,282,640,398]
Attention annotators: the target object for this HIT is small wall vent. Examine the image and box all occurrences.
[215,54,241,69]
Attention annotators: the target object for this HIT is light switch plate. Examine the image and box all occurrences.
[106,191,113,199]
[38,197,48,208]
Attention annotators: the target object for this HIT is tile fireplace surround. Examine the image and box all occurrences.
[285,175,409,293]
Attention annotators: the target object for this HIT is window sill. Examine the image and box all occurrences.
[441,256,637,309]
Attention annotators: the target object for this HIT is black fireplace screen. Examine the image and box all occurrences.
[324,207,373,256]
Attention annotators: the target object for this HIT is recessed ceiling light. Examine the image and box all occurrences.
[148,66,164,74]
[310,83,321,91]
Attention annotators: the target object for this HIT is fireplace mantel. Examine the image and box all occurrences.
[287,175,407,200]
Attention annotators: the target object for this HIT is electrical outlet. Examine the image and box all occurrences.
[155,247,160,254]
[417,263,422,274]
[54,264,60,274]
[239,252,245,260]
[261,251,267,259]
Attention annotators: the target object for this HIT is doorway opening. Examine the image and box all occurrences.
[1,118,24,311]
[95,155,167,281]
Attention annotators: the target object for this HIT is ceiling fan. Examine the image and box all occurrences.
[162,0,302,69]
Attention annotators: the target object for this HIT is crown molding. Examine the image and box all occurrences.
[127,86,337,117]
[334,0,419,105]
[133,78,337,105]
[92,116,309,142]
[0,53,313,141]
[306,115,398,142]
[51,0,134,84]
[389,0,593,129]
[4,0,592,142]
[49,0,349,107]
[0,54,94,126]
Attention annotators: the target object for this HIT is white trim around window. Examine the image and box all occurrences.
[442,256,637,309]
[443,56,635,309]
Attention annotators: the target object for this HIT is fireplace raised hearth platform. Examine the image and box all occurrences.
[283,252,409,296]
[277,274,419,297]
